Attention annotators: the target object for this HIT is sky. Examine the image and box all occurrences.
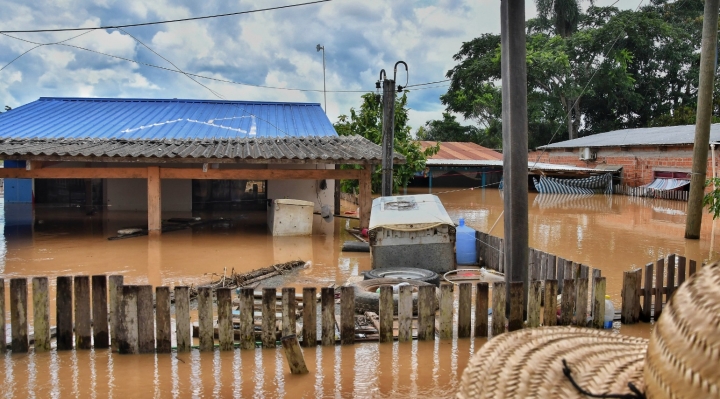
[0,0,639,133]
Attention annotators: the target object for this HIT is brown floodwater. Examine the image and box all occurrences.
[1,187,717,397]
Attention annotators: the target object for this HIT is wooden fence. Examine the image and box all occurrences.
[620,254,701,324]
[1,269,609,354]
[614,184,688,201]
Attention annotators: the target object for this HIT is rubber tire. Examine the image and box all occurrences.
[351,278,435,315]
[363,267,440,286]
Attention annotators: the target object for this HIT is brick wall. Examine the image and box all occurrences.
[528,145,720,187]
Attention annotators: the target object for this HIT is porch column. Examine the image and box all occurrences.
[147,166,161,231]
[359,167,372,229]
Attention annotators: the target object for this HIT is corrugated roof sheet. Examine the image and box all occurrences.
[0,136,401,164]
[540,124,720,149]
[0,97,336,139]
[419,141,503,161]
[425,158,605,173]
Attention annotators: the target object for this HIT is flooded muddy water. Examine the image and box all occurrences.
[1,187,717,397]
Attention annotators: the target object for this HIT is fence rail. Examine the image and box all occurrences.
[620,254,700,324]
[614,184,688,201]
[1,267,609,354]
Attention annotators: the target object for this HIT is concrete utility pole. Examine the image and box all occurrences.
[381,77,396,197]
[500,0,529,310]
[685,0,719,239]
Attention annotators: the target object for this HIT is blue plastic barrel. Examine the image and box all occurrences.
[455,218,477,265]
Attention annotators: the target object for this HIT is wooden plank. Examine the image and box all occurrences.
[417,285,436,341]
[508,282,523,332]
[667,254,676,298]
[560,279,575,326]
[359,167,372,229]
[238,287,255,350]
[321,287,335,346]
[379,285,394,343]
[198,287,214,351]
[0,167,149,179]
[438,283,453,339]
[56,276,73,351]
[474,282,489,337]
[642,263,653,323]
[457,283,472,338]
[161,167,365,180]
[398,285,413,342]
[576,278,588,326]
[689,259,697,276]
[262,288,278,348]
[543,280,558,327]
[216,288,233,351]
[527,280,542,328]
[537,251,545,280]
[301,287,317,347]
[74,276,92,350]
[174,286,191,352]
[677,256,687,287]
[499,239,505,273]
[10,278,29,353]
[655,258,665,320]
[281,335,309,374]
[528,249,536,281]
[621,271,639,324]
[0,280,4,353]
[117,286,139,354]
[91,275,109,349]
[491,282,506,336]
[340,286,355,345]
[556,258,566,294]
[590,269,601,318]
[147,166,161,231]
[32,277,50,352]
[282,288,297,338]
[108,275,123,352]
[155,287,172,353]
[592,277,606,329]
[546,254,557,279]
[137,285,155,354]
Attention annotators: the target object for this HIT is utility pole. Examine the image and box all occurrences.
[378,62,408,198]
[500,0,529,311]
[381,77,396,197]
[685,0,719,239]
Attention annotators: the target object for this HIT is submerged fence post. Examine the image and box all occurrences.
[417,285,436,340]
[238,287,255,350]
[527,280,542,328]
[137,285,154,354]
[174,286,191,352]
[108,275,123,352]
[592,277,606,329]
[262,288,277,349]
[217,288,233,351]
[198,287,214,351]
[621,270,640,324]
[282,288,297,338]
[32,277,50,352]
[340,286,355,345]
[491,282,506,337]
[398,284,413,342]
[301,287,317,347]
[56,276,73,351]
[321,287,335,346]
[457,282,472,338]
[576,278,589,326]
[641,263,653,323]
[379,285,394,343]
[155,287,172,353]
[544,280,558,326]
[560,279,575,326]
[118,285,139,354]
[10,278,29,353]
[474,282,489,338]
[439,283,453,339]
[74,276,92,350]
[281,335,309,375]
[92,275,109,349]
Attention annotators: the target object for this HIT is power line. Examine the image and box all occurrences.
[0,0,331,33]
[405,79,450,88]
[0,30,92,71]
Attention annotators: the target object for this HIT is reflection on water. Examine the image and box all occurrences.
[0,340,477,398]
[2,188,719,397]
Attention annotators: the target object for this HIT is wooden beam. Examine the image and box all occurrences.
[160,168,364,180]
[147,166,161,231]
[0,168,148,179]
[359,167,372,229]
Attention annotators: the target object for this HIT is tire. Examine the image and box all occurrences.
[351,278,435,315]
[364,267,440,286]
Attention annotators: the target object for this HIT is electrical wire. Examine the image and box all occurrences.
[0,30,92,71]
[405,79,451,88]
[0,0,331,33]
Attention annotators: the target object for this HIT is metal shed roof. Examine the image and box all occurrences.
[0,97,336,139]
[539,123,720,149]
[419,141,503,161]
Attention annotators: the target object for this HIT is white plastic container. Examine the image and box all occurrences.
[267,199,314,236]
[604,295,615,329]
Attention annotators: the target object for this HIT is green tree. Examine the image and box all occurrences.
[334,93,439,194]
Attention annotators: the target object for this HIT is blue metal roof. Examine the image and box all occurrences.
[0,97,337,139]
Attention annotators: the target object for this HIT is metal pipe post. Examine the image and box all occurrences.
[500,0,529,311]
[685,0,719,239]
[381,78,396,197]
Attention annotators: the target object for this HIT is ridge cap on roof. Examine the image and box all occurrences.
[37,97,322,107]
